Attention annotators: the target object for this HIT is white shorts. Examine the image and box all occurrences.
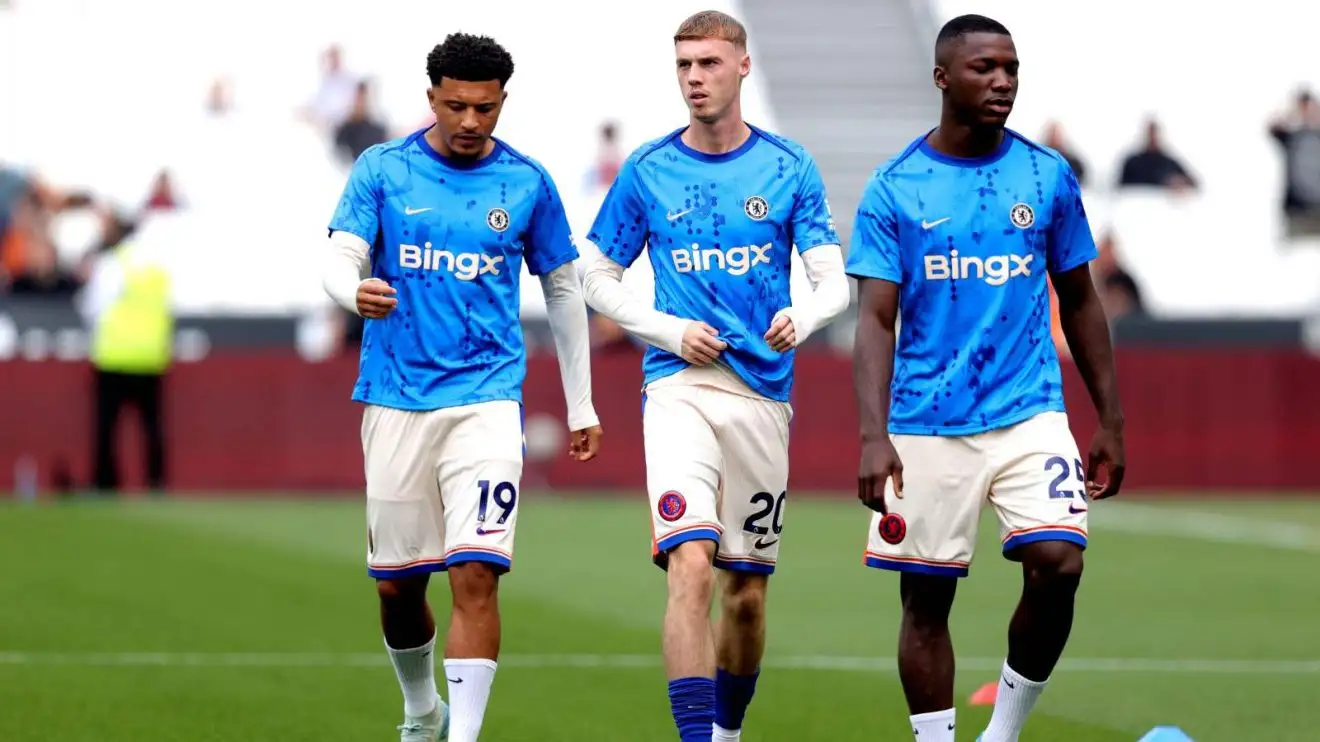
[361,400,523,578]
[864,411,1088,578]
[643,383,792,575]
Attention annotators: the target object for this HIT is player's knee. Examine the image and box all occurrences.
[448,561,500,614]
[667,541,716,605]
[1022,542,1084,592]
[721,572,767,626]
[376,575,428,606]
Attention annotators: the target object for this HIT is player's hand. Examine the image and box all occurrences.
[569,425,603,462]
[357,279,398,319]
[1086,423,1126,500]
[858,438,903,514]
[764,313,797,353]
[680,321,727,366]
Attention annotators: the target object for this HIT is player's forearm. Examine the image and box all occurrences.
[322,230,371,315]
[581,255,687,356]
[1060,290,1124,429]
[539,263,599,431]
[781,245,850,343]
[853,308,896,442]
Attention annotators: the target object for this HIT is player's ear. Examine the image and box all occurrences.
[933,66,949,92]
[739,52,751,79]
[426,86,436,108]
[501,90,508,105]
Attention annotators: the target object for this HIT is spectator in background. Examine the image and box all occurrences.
[1,171,97,291]
[333,80,388,167]
[205,78,232,118]
[6,222,80,297]
[1050,230,1144,359]
[0,167,34,283]
[77,215,173,495]
[1092,231,1144,319]
[1268,88,1320,238]
[143,169,182,212]
[301,45,358,133]
[1042,120,1088,187]
[1118,117,1197,192]
[592,121,624,190]
[0,165,28,238]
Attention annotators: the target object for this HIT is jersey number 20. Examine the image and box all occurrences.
[743,491,787,536]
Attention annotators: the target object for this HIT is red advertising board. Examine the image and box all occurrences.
[2,348,1318,493]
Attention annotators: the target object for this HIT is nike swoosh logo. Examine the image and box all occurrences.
[448,677,463,684]
[1069,504,1088,514]
[404,207,433,216]
[921,217,950,230]
[754,537,779,549]
[666,208,694,222]
[476,528,507,535]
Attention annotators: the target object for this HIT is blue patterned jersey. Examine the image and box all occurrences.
[328,130,578,411]
[586,126,839,402]
[845,130,1097,435]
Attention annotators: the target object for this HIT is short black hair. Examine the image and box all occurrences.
[426,33,514,87]
[935,14,1011,64]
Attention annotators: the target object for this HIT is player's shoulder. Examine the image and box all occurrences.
[747,125,814,164]
[855,134,930,209]
[490,138,560,188]
[870,131,934,185]
[1004,129,1077,179]
[624,128,687,168]
[351,132,418,171]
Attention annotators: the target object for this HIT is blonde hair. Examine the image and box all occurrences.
[674,10,747,49]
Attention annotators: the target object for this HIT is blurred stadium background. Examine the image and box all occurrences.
[2,1,1318,740]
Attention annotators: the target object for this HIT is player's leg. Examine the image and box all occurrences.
[362,405,450,740]
[708,393,791,741]
[980,412,1089,742]
[864,433,988,742]
[712,571,765,742]
[645,386,724,742]
[435,400,523,742]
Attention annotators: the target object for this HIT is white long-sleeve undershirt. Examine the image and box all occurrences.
[321,230,598,431]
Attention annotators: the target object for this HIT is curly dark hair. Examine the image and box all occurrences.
[426,33,514,87]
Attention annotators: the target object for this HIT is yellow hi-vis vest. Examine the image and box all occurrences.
[90,244,173,375]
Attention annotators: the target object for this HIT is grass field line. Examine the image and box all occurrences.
[1096,503,1320,552]
[1,652,1317,674]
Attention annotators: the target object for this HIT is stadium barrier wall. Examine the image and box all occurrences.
[3,348,1319,495]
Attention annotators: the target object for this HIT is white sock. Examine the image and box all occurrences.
[386,634,438,718]
[910,708,956,742]
[981,661,1048,742]
[713,723,741,741]
[445,658,497,742]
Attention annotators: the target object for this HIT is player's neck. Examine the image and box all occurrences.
[929,120,1005,160]
[682,115,752,156]
[425,126,496,162]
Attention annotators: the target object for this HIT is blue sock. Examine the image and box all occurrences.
[714,668,759,731]
[668,676,715,741]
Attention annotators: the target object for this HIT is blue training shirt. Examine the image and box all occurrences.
[845,130,1098,436]
[586,126,839,402]
[328,129,578,411]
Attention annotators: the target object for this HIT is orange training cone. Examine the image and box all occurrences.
[969,680,998,706]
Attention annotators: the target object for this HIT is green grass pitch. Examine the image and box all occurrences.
[1,495,1318,741]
